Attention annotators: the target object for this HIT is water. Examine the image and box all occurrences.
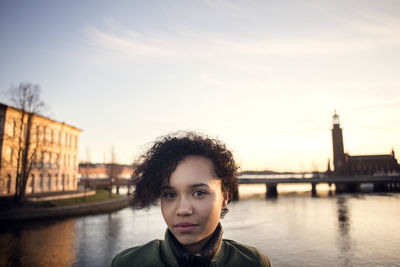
[1,185,400,267]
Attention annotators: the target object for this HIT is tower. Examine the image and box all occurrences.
[326,158,332,174]
[332,111,346,175]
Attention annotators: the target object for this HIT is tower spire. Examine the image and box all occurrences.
[327,158,332,174]
[332,109,340,126]
[332,111,346,175]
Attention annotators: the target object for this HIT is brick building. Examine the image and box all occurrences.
[331,111,399,176]
[0,103,82,195]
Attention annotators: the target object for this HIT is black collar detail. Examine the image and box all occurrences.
[167,223,223,267]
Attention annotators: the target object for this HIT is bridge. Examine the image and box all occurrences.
[79,175,400,198]
[237,175,400,198]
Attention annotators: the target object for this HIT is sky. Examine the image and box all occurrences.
[1,0,399,172]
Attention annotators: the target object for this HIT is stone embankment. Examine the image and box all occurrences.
[0,196,131,221]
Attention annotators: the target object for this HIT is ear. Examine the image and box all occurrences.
[222,191,229,209]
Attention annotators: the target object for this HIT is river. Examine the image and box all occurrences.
[1,183,399,267]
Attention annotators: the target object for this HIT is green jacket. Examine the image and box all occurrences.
[111,231,271,267]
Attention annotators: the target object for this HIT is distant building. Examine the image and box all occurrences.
[331,111,399,176]
[79,163,134,179]
[0,103,82,195]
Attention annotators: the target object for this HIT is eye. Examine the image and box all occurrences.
[193,190,207,198]
[162,192,176,199]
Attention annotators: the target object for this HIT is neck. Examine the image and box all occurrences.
[183,234,213,254]
[167,223,223,262]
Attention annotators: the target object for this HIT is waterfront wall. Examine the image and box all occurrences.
[0,196,130,221]
[27,189,96,202]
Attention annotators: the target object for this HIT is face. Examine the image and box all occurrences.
[161,155,228,253]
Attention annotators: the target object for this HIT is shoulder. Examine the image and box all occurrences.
[111,239,164,267]
[215,239,271,267]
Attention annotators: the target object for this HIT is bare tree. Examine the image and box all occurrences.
[5,82,45,202]
[106,147,123,196]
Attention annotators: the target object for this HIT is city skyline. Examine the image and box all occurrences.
[1,1,399,171]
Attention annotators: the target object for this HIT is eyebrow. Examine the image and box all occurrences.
[161,183,210,190]
[161,185,172,191]
[191,183,209,189]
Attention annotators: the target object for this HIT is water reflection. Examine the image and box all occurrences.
[74,213,122,266]
[1,191,399,266]
[104,214,121,264]
[0,219,76,266]
[336,196,353,267]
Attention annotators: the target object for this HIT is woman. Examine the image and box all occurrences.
[112,132,271,267]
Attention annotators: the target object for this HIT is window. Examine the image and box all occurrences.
[40,174,44,191]
[30,174,35,193]
[43,175,48,191]
[62,174,65,191]
[9,148,14,166]
[36,125,40,142]
[13,120,16,136]
[6,174,12,193]
[48,174,52,191]
[55,174,59,189]
[43,127,46,144]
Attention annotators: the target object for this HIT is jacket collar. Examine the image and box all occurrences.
[160,223,224,266]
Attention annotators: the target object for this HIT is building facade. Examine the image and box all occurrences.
[0,103,82,196]
[331,111,399,176]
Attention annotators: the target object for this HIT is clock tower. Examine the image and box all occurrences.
[332,111,347,175]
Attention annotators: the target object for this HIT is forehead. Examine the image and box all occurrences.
[165,155,219,186]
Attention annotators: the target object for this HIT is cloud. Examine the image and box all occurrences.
[85,26,174,58]
[339,10,400,46]
[84,3,400,61]
[201,0,241,14]
[86,28,398,61]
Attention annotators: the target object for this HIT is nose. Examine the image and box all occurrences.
[175,196,193,216]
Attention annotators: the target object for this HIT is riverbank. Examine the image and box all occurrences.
[0,190,131,221]
[2,190,399,266]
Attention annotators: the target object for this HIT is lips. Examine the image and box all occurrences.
[174,222,198,233]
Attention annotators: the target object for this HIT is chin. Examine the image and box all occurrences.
[175,234,201,246]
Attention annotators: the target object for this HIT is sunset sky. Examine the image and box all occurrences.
[1,0,399,172]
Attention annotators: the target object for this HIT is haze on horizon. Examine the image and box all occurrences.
[1,0,399,172]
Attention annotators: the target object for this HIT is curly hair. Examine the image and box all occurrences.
[132,131,238,208]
